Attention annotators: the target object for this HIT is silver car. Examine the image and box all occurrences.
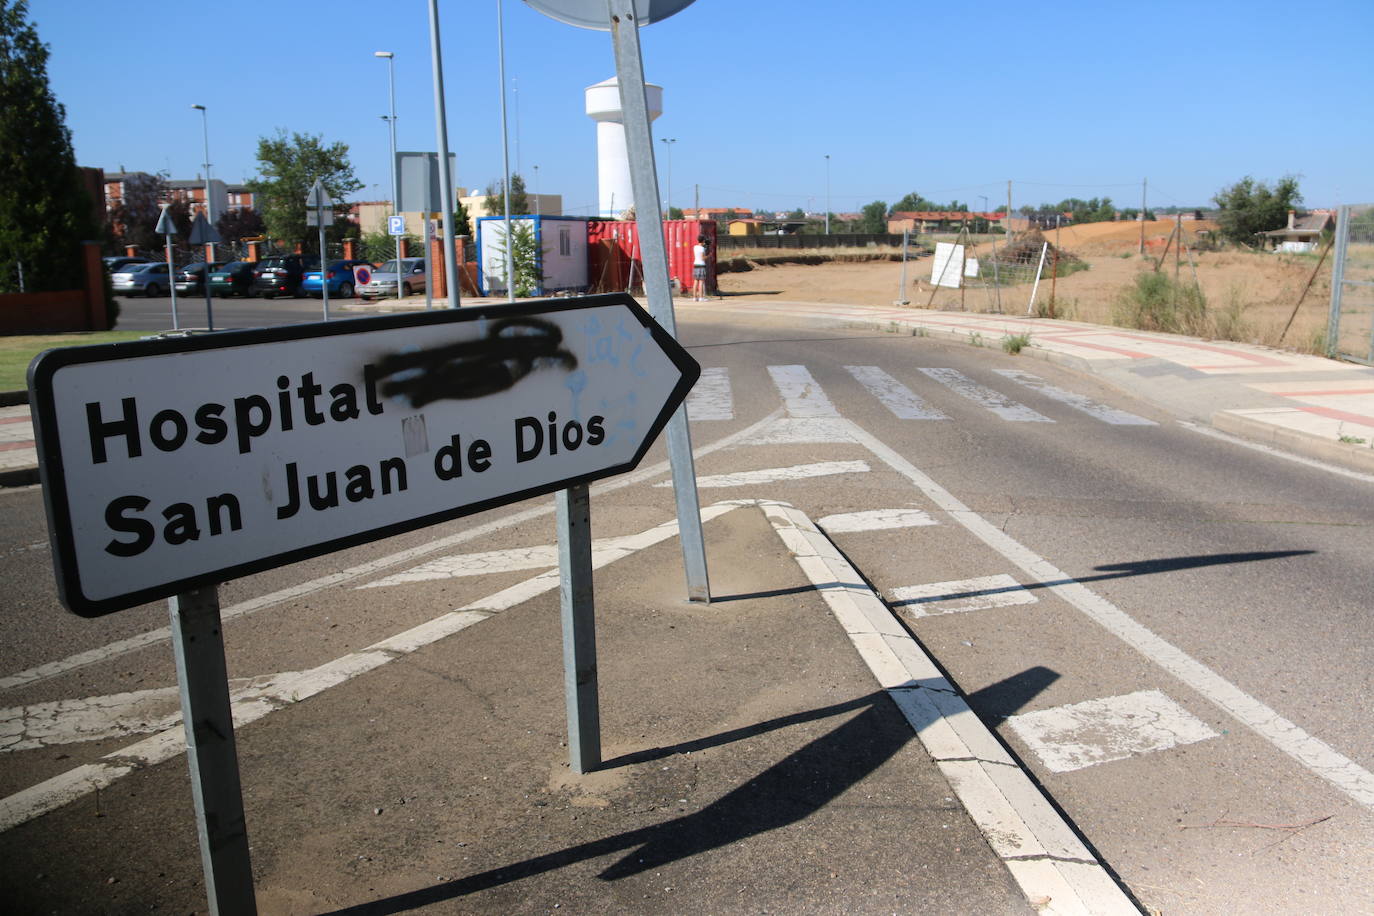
[111,262,172,297]
[359,258,427,300]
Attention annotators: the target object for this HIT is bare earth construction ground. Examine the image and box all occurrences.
[717,220,1333,353]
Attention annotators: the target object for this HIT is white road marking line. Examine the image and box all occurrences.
[1180,419,1374,483]
[818,508,937,533]
[0,409,787,692]
[844,365,948,419]
[740,417,855,444]
[993,368,1156,425]
[658,460,869,489]
[1,687,181,751]
[359,545,560,587]
[1007,689,1219,773]
[685,367,734,420]
[0,504,752,833]
[767,364,840,417]
[843,416,1374,810]
[890,574,1036,616]
[919,367,1054,422]
[758,499,1136,914]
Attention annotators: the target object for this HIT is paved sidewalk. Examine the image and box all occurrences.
[680,298,1374,476]
[8,299,1374,486]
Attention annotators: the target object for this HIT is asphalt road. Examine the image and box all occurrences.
[111,291,419,332]
[3,304,1372,912]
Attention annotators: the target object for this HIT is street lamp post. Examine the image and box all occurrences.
[533,164,540,216]
[660,137,676,216]
[824,154,831,235]
[190,104,213,258]
[375,51,401,303]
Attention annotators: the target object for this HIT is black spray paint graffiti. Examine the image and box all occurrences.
[373,317,578,408]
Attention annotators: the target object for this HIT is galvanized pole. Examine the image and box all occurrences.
[319,204,331,321]
[557,484,600,773]
[497,0,515,302]
[428,0,461,308]
[1326,205,1350,358]
[894,228,910,305]
[608,0,711,602]
[379,52,402,304]
[165,232,180,330]
[169,586,256,915]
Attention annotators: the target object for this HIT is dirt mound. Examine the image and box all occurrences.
[1044,219,1217,253]
[996,228,1082,267]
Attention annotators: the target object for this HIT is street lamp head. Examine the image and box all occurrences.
[191,104,205,111]
[374,50,394,59]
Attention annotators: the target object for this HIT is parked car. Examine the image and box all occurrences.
[301,259,372,299]
[110,262,172,297]
[252,254,319,299]
[207,261,257,298]
[103,256,152,273]
[358,258,427,301]
[173,261,225,295]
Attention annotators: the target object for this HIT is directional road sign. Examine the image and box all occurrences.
[523,0,695,29]
[28,293,700,616]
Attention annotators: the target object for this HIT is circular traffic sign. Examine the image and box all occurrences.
[354,265,372,286]
[523,0,696,30]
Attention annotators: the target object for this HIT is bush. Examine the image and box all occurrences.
[1112,271,1208,335]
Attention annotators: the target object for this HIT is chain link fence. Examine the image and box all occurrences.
[1326,204,1374,365]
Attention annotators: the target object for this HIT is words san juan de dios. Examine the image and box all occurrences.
[82,364,607,558]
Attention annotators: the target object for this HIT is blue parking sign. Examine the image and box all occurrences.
[387,215,406,236]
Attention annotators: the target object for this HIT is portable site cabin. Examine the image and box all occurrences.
[476,215,590,297]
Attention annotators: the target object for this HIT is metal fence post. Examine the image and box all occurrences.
[1327,205,1350,359]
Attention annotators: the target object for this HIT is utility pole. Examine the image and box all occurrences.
[1007,179,1013,240]
[1140,177,1147,255]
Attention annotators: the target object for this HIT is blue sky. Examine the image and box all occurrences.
[31,0,1374,215]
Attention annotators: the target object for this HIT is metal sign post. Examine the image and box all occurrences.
[187,212,221,331]
[169,585,256,915]
[895,228,911,305]
[307,180,335,321]
[156,206,180,329]
[524,0,710,603]
[557,483,600,772]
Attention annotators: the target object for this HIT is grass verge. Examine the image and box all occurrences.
[0,332,147,391]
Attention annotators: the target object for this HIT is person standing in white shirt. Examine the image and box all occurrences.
[692,234,710,301]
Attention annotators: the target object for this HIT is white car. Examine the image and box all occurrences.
[111,262,172,297]
[359,258,427,300]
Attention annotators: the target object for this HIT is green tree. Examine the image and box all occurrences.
[483,173,529,216]
[667,206,684,220]
[105,171,166,253]
[215,207,264,245]
[860,200,889,234]
[1212,175,1302,246]
[490,221,543,297]
[0,0,101,292]
[246,130,362,252]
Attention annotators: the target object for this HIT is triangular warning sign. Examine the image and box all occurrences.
[188,212,221,245]
[155,206,177,236]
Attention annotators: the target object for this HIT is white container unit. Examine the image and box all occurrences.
[477,215,589,297]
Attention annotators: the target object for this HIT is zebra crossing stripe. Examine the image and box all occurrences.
[890,574,1036,616]
[767,365,841,417]
[658,460,870,489]
[1007,689,1218,773]
[686,367,734,420]
[919,368,1054,422]
[994,369,1156,425]
[818,508,937,533]
[844,366,948,419]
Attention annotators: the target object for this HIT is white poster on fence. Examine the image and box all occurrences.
[931,242,964,288]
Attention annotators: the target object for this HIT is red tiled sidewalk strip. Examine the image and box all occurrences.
[0,417,30,425]
[1298,405,1374,425]
[0,442,34,451]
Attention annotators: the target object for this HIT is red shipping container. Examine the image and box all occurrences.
[586,219,715,294]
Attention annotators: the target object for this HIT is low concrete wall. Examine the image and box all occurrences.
[0,243,111,332]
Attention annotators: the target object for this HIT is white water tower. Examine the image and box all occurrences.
[585,77,662,218]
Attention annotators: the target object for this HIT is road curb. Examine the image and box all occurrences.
[0,390,28,408]
[1213,409,1374,474]
[758,498,1143,915]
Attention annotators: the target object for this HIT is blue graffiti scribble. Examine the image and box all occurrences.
[565,369,588,419]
